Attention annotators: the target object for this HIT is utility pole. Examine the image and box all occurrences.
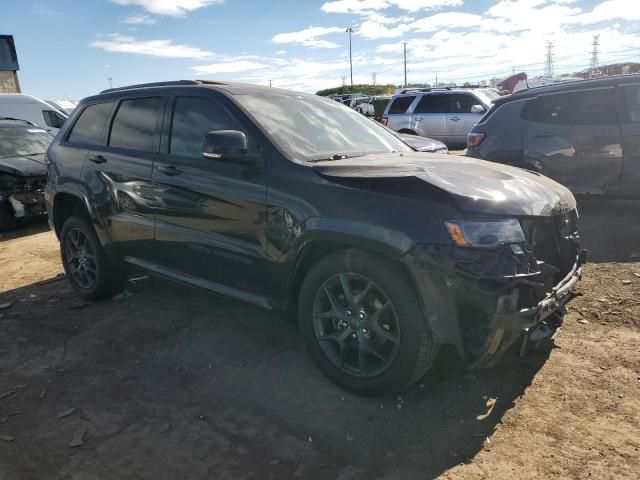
[544,40,555,78]
[108,77,113,89]
[269,80,272,87]
[590,34,600,76]
[371,72,377,87]
[341,75,347,94]
[435,72,438,87]
[346,27,353,93]
[403,42,408,88]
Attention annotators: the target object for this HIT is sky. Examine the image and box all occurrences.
[2,0,640,99]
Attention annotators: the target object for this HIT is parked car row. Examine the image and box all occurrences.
[44,80,585,395]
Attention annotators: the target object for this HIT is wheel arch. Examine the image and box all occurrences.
[286,218,416,314]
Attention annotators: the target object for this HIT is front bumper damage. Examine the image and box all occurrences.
[0,175,47,219]
[470,248,586,368]
[404,242,587,368]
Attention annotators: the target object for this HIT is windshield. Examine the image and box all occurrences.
[475,89,500,106]
[235,93,412,161]
[0,126,53,158]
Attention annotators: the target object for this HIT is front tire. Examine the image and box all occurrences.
[60,216,124,300]
[298,249,439,396]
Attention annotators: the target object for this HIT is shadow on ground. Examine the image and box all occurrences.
[577,197,640,263]
[0,217,49,242]
[0,275,549,480]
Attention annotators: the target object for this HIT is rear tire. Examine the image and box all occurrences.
[298,249,439,396]
[60,215,124,300]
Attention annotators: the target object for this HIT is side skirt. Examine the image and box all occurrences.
[123,256,272,310]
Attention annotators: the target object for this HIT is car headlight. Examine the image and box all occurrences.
[444,219,525,248]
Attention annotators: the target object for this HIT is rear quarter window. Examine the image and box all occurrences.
[387,96,415,114]
[523,88,617,125]
[67,101,115,145]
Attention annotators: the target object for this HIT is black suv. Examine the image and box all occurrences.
[46,80,586,396]
[466,74,640,197]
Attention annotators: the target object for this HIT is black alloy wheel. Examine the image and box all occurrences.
[64,227,98,290]
[312,273,400,377]
[299,249,439,396]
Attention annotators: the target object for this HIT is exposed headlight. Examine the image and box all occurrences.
[444,219,525,248]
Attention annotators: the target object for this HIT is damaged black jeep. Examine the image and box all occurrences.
[45,81,586,396]
[0,118,51,231]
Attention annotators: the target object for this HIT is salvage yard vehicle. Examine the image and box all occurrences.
[466,74,640,198]
[0,118,51,231]
[381,87,499,148]
[0,93,68,134]
[45,80,586,396]
[398,133,448,153]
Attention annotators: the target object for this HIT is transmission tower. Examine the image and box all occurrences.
[590,34,600,71]
[544,40,555,78]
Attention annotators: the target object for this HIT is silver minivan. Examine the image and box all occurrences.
[381,87,499,148]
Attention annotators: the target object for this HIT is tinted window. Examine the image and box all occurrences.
[109,97,165,152]
[42,110,66,128]
[170,96,241,158]
[388,96,415,114]
[620,84,640,123]
[448,94,477,113]
[531,89,617,125]
[67,102,114,145]
[414,95,447,114]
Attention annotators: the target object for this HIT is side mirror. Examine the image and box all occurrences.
[471,104,485,113]
[202,130,249,162]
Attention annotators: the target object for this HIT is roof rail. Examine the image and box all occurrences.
[0,117,37,126]
[100,80,201,94]
[398,85,488,94]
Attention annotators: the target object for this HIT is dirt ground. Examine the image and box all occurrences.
[0,205,639,480]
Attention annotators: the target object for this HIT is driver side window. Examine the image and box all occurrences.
[169,96,246,158]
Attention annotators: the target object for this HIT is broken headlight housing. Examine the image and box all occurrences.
[444,219,525,248]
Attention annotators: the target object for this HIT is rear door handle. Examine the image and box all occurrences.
[158,165,181,176]
[87,154,107,164]
[449,116,460,122]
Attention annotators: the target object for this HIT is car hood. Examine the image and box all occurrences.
[0,154,47,177]
[399,134,447,152]
[313,152,576,217]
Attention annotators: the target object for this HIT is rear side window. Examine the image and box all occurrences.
[42,110,66,129]
[620,84,640,123]
[109,97,165,152]
[387,96,415,114]
[414,94,447,114]
[448,94,478,113]
[527,89,617,125]
[169,96,241,158]
[67,102,114,145]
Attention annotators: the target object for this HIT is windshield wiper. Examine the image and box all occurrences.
[309,154,364,163]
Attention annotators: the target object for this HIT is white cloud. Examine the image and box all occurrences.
[192,60,268,74]
[272,26,345,48]
[120,14,157,24]
[320,0,461,13]
[90,34,213,58]
[111,0,223,16]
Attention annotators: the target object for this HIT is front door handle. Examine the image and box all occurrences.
[88,154,107,164]
[449,116,460,121]
[158,165,181,176]
[415,116,423,122]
